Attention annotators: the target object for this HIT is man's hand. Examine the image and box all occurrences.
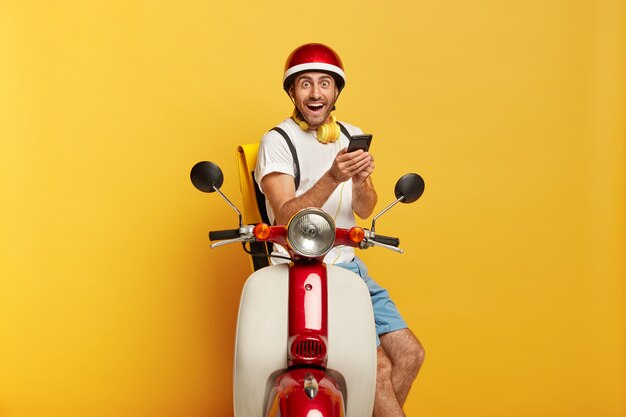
[338,147,377,219]
[329,148,374,184]
[352,151,375,186]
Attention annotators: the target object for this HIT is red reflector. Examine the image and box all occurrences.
[254,223,271,240]
[347,227,365,243]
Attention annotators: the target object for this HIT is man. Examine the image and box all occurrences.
[254,43,424,417]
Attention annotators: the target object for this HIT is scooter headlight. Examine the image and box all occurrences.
[287,209,336,258]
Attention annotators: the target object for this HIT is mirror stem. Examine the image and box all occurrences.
[214,185,243,228]
[371,196,405,234]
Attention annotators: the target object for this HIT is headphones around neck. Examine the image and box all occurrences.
[291,109,340,144]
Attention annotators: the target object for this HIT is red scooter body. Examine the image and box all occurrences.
[246,225,367,416]
[233,257,376,417]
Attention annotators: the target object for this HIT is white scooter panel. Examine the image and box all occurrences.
[233,264,377,416]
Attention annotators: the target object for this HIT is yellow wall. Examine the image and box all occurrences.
[1,0,624,416]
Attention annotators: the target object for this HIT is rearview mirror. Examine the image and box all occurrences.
[190,161,224,193]
[394,173,425,204]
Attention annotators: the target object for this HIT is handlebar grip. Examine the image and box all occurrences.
[209,229,240,241]
[373,234,400,247]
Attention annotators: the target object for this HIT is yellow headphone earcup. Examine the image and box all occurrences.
[317,115,339,143]
[330,122,340,141]
[317,124,329,143]
[320,124,339,143]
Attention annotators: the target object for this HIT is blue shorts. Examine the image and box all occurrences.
[335,256,408,347]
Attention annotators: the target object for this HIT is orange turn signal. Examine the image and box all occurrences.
[254,223,272,240]
[347,227,365,243]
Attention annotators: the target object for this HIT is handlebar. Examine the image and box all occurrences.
[371,234,400,248]
[207,224,404,254]
[209,229,241,241]
[208,225,256,248]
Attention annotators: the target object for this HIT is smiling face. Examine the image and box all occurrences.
[289,72,339,130]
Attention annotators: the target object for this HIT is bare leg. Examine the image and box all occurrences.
[373,347,405,417]
[379,329,425,406]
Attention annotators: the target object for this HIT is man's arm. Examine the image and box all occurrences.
[261,148,373,225]
[352,153,377,219]
[353,176,377,219]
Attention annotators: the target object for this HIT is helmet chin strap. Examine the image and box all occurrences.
[291,108,340,144]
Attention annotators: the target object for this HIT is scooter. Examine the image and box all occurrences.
[190,161,425,417]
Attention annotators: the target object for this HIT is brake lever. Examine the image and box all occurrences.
[210,237,246,249]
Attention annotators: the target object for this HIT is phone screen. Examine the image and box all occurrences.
[347,134,373,152]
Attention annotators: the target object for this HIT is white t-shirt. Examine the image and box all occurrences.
[254,118,364,265]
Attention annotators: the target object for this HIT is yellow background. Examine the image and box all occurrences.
[1,0,624,416]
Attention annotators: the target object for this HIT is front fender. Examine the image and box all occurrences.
[266,369,344,417]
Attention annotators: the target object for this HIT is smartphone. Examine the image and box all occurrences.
[347,134,373,153]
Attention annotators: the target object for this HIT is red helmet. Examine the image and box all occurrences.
[283,43,346,93]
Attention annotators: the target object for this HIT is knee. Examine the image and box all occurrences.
[401,337,425,375]
[379,330,425,377]
[412,339,426,369]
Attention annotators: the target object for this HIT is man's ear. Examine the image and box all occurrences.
[288,85,295,100]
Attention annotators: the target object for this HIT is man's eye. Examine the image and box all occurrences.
[302,81,311,88]
[321,81,329,88]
